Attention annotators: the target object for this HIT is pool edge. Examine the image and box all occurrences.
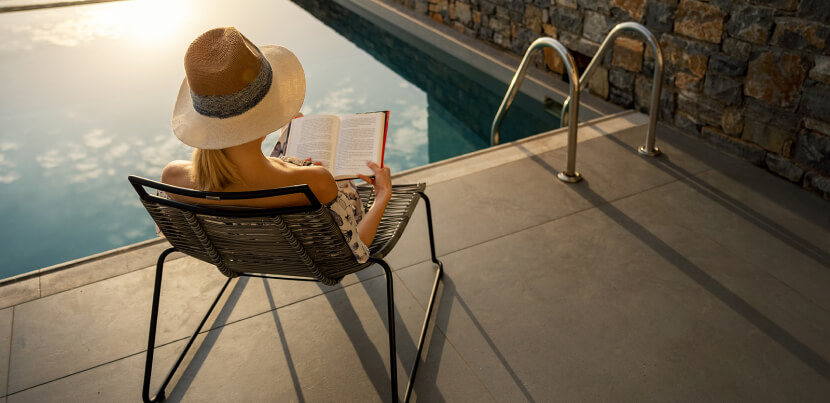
[0,110,647,300]
[0,237,166,288]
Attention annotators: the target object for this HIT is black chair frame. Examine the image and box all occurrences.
[129,176,442,403]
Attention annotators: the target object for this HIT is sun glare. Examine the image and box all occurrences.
[87,0,188,47]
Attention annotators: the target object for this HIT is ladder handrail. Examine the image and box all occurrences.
[491,37,582,183]
[560,22,664,156]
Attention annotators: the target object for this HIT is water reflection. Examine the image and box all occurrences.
[0,0,430,277]
[0,0,553,278]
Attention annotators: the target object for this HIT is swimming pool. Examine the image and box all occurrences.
[0,0,560,278]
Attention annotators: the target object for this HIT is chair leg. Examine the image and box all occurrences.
[417,192,443,270]
[402,192,444,403]
[143,247,233,403]
[369,257,400,403]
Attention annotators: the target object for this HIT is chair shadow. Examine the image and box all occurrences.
[517,142,830,381]
[263,278,306,403]
[163,275,251,401]
[318,278,393,400]
[351,263,452,402]
[420,276,537,402]
[357,197,535,400]
[333,200,453,400]
[150,254,444,400]
[162,273,390,402]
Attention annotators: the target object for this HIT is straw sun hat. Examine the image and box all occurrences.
[172,27,306,149]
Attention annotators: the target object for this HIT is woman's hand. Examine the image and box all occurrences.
[356,161,392,246]
[358,161,391,203]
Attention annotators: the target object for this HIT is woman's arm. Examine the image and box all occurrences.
[300,166,339,205]
[356,161,392,246]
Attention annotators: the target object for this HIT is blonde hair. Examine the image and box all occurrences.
[190,148,243,191]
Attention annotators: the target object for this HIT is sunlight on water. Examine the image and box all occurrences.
[0,0,556,278]
[1,0,187,49]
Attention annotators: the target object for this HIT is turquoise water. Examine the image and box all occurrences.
[0,0,559,278]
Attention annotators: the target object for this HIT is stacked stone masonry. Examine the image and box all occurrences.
[393,0,830,200]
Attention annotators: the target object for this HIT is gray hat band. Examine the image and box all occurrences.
[190,52,273,119]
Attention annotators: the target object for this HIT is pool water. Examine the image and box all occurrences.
[0,0,559,278]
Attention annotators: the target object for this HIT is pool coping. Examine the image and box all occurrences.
[0,0,127,13]
[0,237,167,287]
[0,110,645,295]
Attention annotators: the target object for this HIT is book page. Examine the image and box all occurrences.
[332,113,385,178]
[283,115,339,169]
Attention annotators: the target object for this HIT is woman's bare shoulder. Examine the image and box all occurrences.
[161,160,194,187]
[290,165,338,204]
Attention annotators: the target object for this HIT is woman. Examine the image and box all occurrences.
[161,27,391,263]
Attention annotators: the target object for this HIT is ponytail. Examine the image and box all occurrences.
[190,148,242,191]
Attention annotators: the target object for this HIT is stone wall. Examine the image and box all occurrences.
[391,0,830,199]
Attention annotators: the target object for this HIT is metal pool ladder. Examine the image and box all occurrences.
[560,22,664,157]
[491,37,583,183]
[490,22,665,183]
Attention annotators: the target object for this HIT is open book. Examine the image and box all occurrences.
[279,111,389,180]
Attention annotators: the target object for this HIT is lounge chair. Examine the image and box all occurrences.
[128,176,443,403]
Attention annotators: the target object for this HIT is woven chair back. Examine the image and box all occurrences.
[129,176,363,285]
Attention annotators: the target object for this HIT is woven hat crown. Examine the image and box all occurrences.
[184,27,262,97]
[172,27,306,149]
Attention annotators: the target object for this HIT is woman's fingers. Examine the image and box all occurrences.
[359,163,391,193]
[365,161,392,202]
[366,161,382,173]
[366,161,390,178]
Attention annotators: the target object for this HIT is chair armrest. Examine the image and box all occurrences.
[356,184,375,212]
[356,183,426,213]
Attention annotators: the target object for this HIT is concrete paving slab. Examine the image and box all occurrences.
[6,335,192,402]
[608,170,830,359]
[539,126,716,204]
[399,156,596,259]
[158,273,488,402]
[5,247,437,396]
[6,258,227,393]
[383,114,655,271]
[0,279,38,310]
[40,245,187,298]
[387,116,728,269]
[0,308,11,397]
[686,160,830,251]
[193,262,391,336]
[396,196,830,401]
[6,270,488,402]
[39,253,129,298]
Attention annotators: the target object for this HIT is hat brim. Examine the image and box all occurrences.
[172,45,306,150]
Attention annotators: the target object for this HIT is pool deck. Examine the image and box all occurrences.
[1,111,829,402]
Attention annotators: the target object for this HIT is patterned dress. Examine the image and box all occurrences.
[277,155,370,263]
